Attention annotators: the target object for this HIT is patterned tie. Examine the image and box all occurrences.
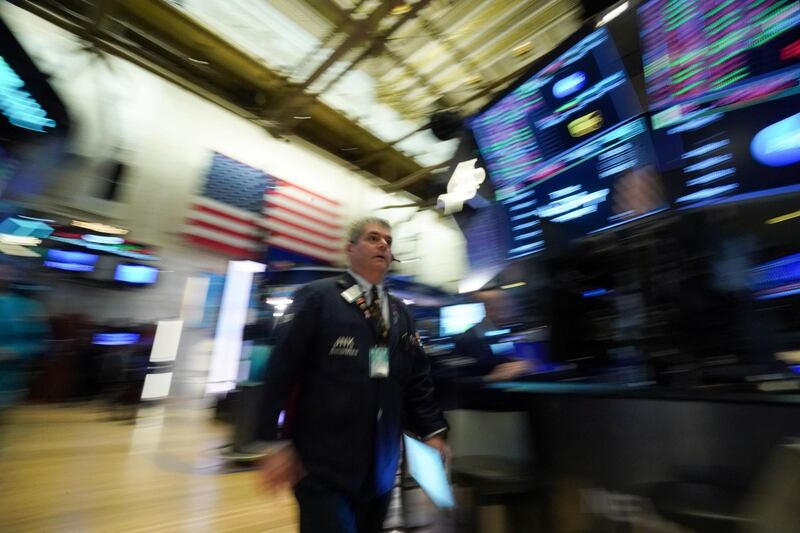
[368,285,389,341]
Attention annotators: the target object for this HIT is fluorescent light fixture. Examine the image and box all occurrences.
[71,220,129,235]
[485,328,511,337]
[766,209,800,224]
[390,3,411,15]
[266,297,293,307]
[512,41,533,57]
[597,1,628,27]
[500,282,526,290]
[0,233,40,246]
[459,268,501,293]
[83,234,125,245]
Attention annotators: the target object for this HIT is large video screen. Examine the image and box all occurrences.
[470,27,642,199]
[469,26,647,259]
[0,16,67,143]
[653,90,800,208]
[440,303,485,337]
[510,117,666,251]
[639,0,800,111]
[641,0,800,209]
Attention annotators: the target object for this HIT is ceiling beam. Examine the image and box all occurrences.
[313,0,434,96]
[10,0,431,199]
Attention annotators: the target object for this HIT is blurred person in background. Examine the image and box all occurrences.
[0,264,50,435]
[453,288,535,382]
[109,324,156,422]
[258,217,448,533]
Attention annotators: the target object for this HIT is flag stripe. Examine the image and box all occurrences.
[264,197,342,230]
[264,178,345,265]
[269,230,341,255]
[182,225,261,251]
[187,207,260,234]
[186,234,255,257]
[274,178,341,209]
[192,196,257,223]
[185,218,258,241]
[268,186,342,219]
[264,220,343,252]
[261,209,342,240]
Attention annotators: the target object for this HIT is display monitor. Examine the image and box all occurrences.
[751,252,800,301]
[43,249,99,272]
[469,25,650,259]
[640,0,800,209]
[639,0,800,111]
[470,26,643,199]
[92,333,141,346]
[440,303,486,337]
[510,117,667,245]
[114,263,158,285]
[0,15,68,143]
[653,89,800,209]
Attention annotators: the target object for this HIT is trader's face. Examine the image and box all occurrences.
[347,223,393,281]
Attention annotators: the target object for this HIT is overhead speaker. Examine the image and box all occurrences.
[429,111,463,141]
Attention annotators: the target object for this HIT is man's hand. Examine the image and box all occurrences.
[424,434,451,468]
[259,444,306,491]
[484,360,534,382]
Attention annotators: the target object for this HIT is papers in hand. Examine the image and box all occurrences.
[403,435,455,508]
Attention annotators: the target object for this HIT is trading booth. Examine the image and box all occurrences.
[426,1,800,530]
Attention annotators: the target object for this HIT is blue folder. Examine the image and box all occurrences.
[403,435,455,508]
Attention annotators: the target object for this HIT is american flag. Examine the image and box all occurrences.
[262,178,345,265]
[183,152,345,264]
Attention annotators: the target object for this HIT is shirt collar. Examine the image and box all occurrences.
[347,269,384,297]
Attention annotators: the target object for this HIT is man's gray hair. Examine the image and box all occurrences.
[348,216,391,243]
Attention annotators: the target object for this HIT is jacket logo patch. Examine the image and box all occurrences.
[329,336,358,357]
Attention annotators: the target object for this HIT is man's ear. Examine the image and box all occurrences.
[345,241,353,255]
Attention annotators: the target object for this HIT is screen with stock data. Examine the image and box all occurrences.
[469,26,666,258]
[640,0,800,208]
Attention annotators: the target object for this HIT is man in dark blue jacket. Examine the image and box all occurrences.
[259,217,448,533]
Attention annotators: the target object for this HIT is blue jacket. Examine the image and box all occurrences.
[260,273,447,496]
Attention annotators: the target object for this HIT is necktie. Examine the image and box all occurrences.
[368,286,388,341]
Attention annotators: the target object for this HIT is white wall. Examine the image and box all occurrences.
[2,4,467,297]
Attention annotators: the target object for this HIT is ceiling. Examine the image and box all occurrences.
[9,0,590,202]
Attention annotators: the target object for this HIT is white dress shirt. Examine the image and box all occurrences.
[348,269,390,325]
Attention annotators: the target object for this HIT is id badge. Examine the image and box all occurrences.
[369,345,389,378]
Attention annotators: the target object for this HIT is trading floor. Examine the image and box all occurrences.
[0,405,297,532]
